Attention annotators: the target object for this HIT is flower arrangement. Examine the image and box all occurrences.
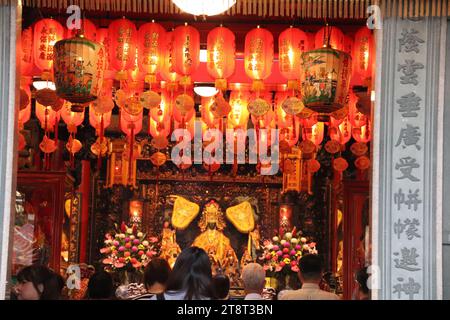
[100,222,159,271]
[260,227,318,274]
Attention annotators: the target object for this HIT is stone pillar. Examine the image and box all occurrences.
[0,0,19,300]
[373,16,446,299]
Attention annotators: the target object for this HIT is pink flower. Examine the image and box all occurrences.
[118,246,125,252]
[276,251,283,256]
[263,265,270,271]
[131,246,138,252]
[295,245,302,250]
[290,250,297,256]
[272,245,279,251]
[309,242,316,248]
[100,247,110,254]
[113,241,120,247]
[275,266,283,272]
[102,258,112,265]
[114,262,124,268]
[291,266,300,273]
[149,237,158,243]
[283,242,290,248]
[283,254,290,259]
[282,248,289,254]
[133,239,140,245]
[124,237,130,243]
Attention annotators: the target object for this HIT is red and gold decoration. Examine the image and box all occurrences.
[108,18,137,81]
[138,21,165,84]
[207,26,235,91]
[172,23,200,86]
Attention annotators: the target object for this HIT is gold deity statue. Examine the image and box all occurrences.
[192,200,238,272]
[160,220,181,268]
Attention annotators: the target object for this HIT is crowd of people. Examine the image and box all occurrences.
[12,246,370,300]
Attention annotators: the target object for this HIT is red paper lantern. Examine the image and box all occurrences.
[20,27,34,76]
[66,19,97,40]
[201,97,220,129]
[349,91,367,128]
[303,122,324,146]
[120,110,143,136]
[33,18,65,79]
[330,116,352,145]
[108,18,137,80]
[352,27,375,86]
[160,31,181,84]
[207,26,236,91]
[314,26,344,50]
[149,117,171,138]
[278,26,309,90]
[60,102,84,129]
[244,26,274,91]
[89,109,112,129]
[227,90,250,130]
[138,21,165,84]
[172,24,200,85]
[35,101,59,130]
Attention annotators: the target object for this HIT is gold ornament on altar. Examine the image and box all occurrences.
[299,140,316,154]
[171,196,200,230]
[333,157,349,172]
[160,221,181,268]
[91,137,109,156]
[150,152,167,167]
[140,90,161,109]
[123,95,144,116]
[175,94,195,114]
[225,201,255,233]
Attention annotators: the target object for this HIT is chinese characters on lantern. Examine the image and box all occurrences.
[391,23,426,300]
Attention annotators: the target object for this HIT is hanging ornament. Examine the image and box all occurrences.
[330,116,352,145]
[207,26,235,91]
[299,140,316,154]
[140,90,161,109]
[324,140,341,154]
[35,88,59,107]
[307,159,321,173]
[314,26,344,50]
[172,23,200,86]
[210,92,231,118]
[66,18,97,40]
[150,152,167,167]
[278,26,309,90]
[248,97,271,117]
[352,120,372,143]
[90,137,109,157]
[53,32,106,112]
[301,26,352,122]
[138,21,165,84]
[160,31,181,87]
[151,136,169,150]
[33,18,65,80]
[108,18,137,81]
[244,26,273,91]
[66,136,83,154]
[39,135,57,153]
[282,96,305,116]
[228,90,250,129]
[350,142,369,156]
[355,156,371,170]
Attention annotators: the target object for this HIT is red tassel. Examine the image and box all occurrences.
[128,127,134,185]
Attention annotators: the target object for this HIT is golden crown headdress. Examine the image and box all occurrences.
[198,200,226,232]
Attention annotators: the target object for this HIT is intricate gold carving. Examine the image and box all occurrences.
[171,196,200,230]
[225,201,255,233]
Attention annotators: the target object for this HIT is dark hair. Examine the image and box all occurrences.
[299,254,323,281]
[144,258,171,290]
[211,274,230,300]
[87,271,114,299]
[165,246,213,300]
[16,265,64,300]
[356,268,370,295]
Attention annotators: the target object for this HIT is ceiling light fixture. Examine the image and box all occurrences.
[32,79,56,91]
[194,84,218,97]
[172,0,236,16]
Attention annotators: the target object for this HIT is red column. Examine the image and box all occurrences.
[79,160,90,263]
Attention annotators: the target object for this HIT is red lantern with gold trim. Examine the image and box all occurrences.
[33,18,65,79]
[138,21,165,84]
[278,26,309,90]
[160,31,181,85]
[352,27,375,87]
[108,18,137,81]
[172,24,200,85]
[352,120,372,143]
[244,26,273,91]
[227,90,250,130]
[314,26,344,50]
[66,19,97,40]
[207,26,235,91]
[20,27,34,76]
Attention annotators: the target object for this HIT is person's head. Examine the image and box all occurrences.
[356,268,370,300]
[163,220,170,228]
[87,271,114,299]
[211,274,230,300]
[144,258,171,292]
[15,265,64,300]
[298,254,323,284]
[241,263,266,295]
[165,246,213,300]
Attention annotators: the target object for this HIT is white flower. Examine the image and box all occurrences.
[300,237,307,243]
[284,232,292,240]
[311,249,318,254]
[280,240,287,245]
[272,236,279,242]
[104,239,112,245]
[290,238,298,244]
[119,234,126,239]
[267,244,274,250]
[142,240,149,247]
[126,228,133,234]
[137,232,143,238]
[303,244,310,251]
[129,235,135,240]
